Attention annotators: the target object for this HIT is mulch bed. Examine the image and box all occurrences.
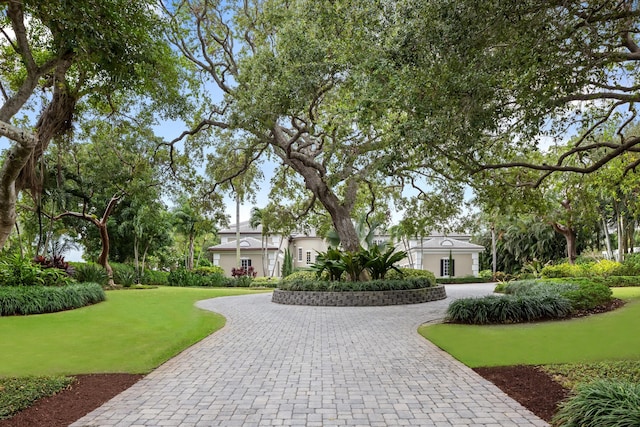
[0,374,143,427]
[1,368,566,425]
[474,365,570,422]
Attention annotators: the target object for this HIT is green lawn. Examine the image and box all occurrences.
[420,287,640,367]
[0,287,269,376]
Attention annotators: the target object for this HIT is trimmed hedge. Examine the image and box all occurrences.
[277,277,435,292]
[594,276,640,288]
[553,380,640,427]
[446,294,573,324]
[436,276,493,284]
[0,283,106,316]
[386,268,436,281]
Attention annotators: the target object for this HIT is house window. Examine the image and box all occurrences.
[298,247,303,262]
[373,239,385,247]
[241,258,252,269]
[440,258,455,277]
[306,250,312,264]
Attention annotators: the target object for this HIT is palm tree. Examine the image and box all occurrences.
[249,206,268,276]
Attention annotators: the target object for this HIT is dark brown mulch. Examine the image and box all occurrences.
[474,365,570,422]
[572,298,625,318]
[0,374,143,427]
[2,369,566,425]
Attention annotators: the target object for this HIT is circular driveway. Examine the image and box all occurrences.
[73,284,548,426]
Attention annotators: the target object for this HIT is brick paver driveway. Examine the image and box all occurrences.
[73,284,548,426]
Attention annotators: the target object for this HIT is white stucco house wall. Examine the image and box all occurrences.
[208,221,484,278]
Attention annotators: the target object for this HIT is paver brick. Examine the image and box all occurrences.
[72,285,549,427]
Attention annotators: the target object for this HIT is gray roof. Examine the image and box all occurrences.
[414,237,484,252]
[207,237,279,252]
[218,221,263,235]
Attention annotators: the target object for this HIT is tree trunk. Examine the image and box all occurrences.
[53,194,120,288]
[133,234,140,282]
[618,212,626,261]
[491,223,497,276]
[552,222,577,264]
[602,215,613,260]
[188,233,195,270]
[0,122,38,248]
[272,126,360,252]
[97,222,115,288]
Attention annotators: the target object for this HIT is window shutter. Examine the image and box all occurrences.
[450,259,455,277]
[440,259,445,277]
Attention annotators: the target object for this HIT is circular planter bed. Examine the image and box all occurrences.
[272,285,446,306]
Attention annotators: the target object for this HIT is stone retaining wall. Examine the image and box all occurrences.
[272,285,447,306]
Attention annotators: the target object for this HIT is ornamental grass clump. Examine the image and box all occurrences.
[0,283,105,315]
[553,379,640,427]
[446,294,573,324]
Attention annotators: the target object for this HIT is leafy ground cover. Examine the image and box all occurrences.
[420,287,640,367]
[0,287,269,376]
[0,376,73,419]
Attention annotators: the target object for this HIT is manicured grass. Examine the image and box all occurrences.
[0,287,269,376]
[419,287,640,367]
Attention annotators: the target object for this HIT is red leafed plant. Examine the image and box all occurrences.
[33,255,75,276]
[231,266,257,278]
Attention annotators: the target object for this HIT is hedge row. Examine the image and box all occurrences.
[436,276,493,284]
[277,277,436,292]
[0,283,106,316]
[280,267,436,285]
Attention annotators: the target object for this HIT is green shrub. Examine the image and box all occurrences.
[553,380,640,427]
[562,281,612,311]
[618,253,640,276]
[541,263,585,278]
[0,254,45,286]
[225,275,253,287]
[387,268,436,282]
[0,283,106,315]
[493,282,508,293]
[167,267,229,287]
[278,277,435,292]
[446,294,572,324]
[545,361,640,389]
[0,376,74,419]
[479,269,493,279]
[111,263,136,287]
[194,266,225,276]
[195,266,227,287]
[504,279,611,311]
[436,276,493,284]
[588,259,622,277]
[280,270,318,283]
[167,268,205,287]
[72,263,108,286]
[597,276,640,287]
[251,277,278,287]
[140,269,169,286]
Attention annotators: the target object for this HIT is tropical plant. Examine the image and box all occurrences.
[72,263,109,287]
[310,248,345,281]
[361,246,407,280]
